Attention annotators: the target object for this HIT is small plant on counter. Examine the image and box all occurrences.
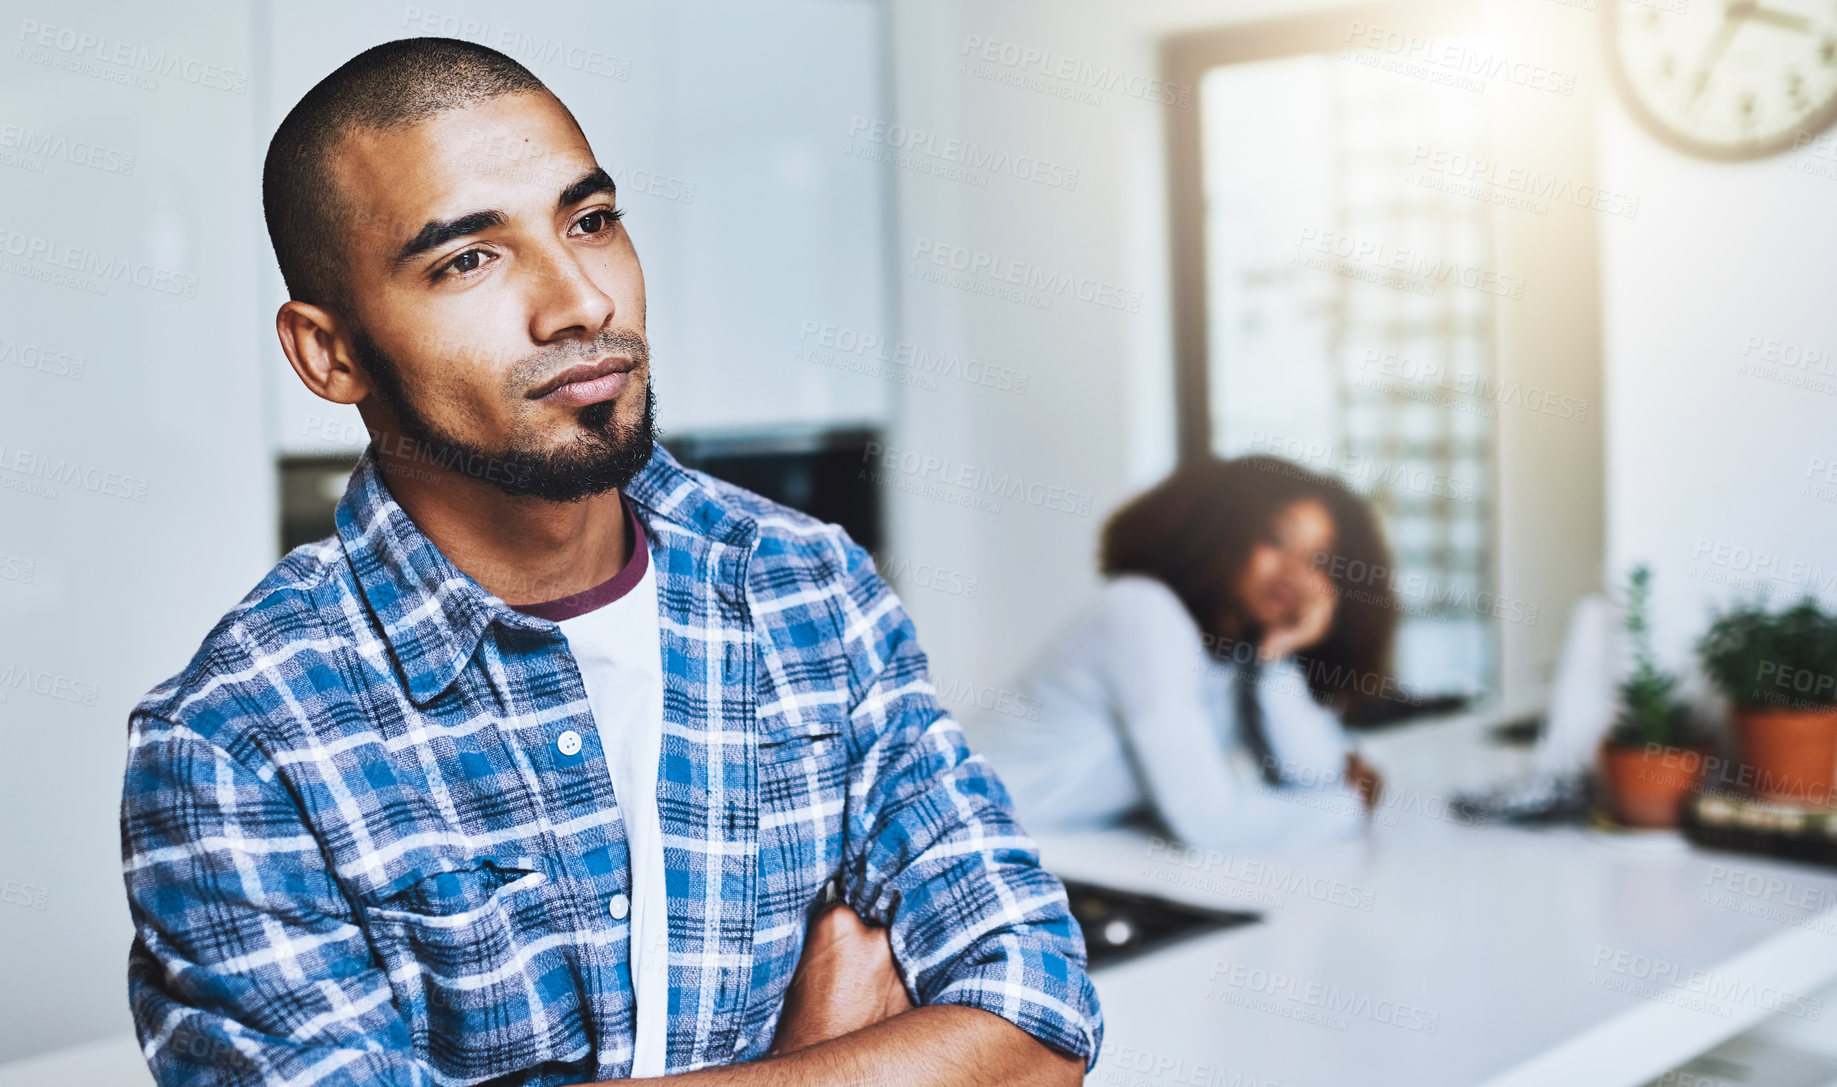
[1697,597,1837,713]
[1600,565,1708,828]
[1607,565,1698,749]
[1697,596,1837,808]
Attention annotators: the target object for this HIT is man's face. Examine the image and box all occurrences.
[330,90,652,500]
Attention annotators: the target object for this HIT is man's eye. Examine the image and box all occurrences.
[440,249,488,278]
[573,207,625,236]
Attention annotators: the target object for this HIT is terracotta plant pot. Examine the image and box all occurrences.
[1600,742,1706,828]
[1734,706,1837,807]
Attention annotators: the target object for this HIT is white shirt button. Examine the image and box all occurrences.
[608,893,631,920]
[556,730,582,757]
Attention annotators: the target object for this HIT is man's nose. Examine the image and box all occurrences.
[527,246,616,342]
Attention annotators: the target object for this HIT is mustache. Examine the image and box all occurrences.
[509,328,649,392]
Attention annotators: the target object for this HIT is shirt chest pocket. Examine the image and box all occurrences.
[754,706,849,908]
[357,853,592,1085]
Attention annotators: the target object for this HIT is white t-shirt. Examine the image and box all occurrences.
[527,501,669,1077]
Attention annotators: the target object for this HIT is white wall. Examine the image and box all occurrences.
[0,0,271,1061]
[1599,98,1837,688]
[879,0,1277,712]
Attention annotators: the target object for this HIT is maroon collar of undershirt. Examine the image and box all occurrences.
[508,494,649,622]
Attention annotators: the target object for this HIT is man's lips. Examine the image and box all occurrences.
[528,355,636,407]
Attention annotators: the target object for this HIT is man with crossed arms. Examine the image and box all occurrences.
[121,36,1100,1086]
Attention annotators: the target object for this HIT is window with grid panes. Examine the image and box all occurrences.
[1200,51,1497,701]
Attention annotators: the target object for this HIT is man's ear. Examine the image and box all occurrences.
[276,301,370,406]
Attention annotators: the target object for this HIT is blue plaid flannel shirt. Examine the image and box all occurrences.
[120,443,1101,1086]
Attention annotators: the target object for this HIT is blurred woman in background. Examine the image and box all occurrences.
[972,455,1401,851]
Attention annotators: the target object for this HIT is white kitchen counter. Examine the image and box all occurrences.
[1047,712,1837,1087]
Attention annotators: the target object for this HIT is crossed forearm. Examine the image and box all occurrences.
[619,1006,1083,1087]
[585,903,1084,1085]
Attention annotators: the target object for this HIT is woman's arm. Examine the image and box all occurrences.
[1256,657,1356,784]
[1095,579,1367,852]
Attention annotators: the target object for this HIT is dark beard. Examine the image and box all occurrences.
[352,323,657,503]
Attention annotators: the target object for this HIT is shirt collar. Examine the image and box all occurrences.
[335,440,756,706]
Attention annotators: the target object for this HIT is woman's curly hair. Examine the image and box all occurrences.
[1099,455,1400,712]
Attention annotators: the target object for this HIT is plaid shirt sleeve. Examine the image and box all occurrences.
[122,713,427,1087]
[827,534,1104,1069]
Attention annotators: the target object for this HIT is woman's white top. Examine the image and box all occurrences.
[968,574,1367,852]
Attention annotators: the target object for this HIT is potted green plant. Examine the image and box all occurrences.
[1600,565,1708,827]
[1697,596,1837,808]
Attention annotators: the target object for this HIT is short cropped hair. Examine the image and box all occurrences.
[261,37,550,313]
[1100,455,1399,711]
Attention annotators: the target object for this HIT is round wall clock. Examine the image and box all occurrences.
[1606,0,1837,159]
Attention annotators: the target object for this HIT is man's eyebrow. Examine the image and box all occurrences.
[391,209,506,268]
[388,168,617,269]
[558,167,616,211]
